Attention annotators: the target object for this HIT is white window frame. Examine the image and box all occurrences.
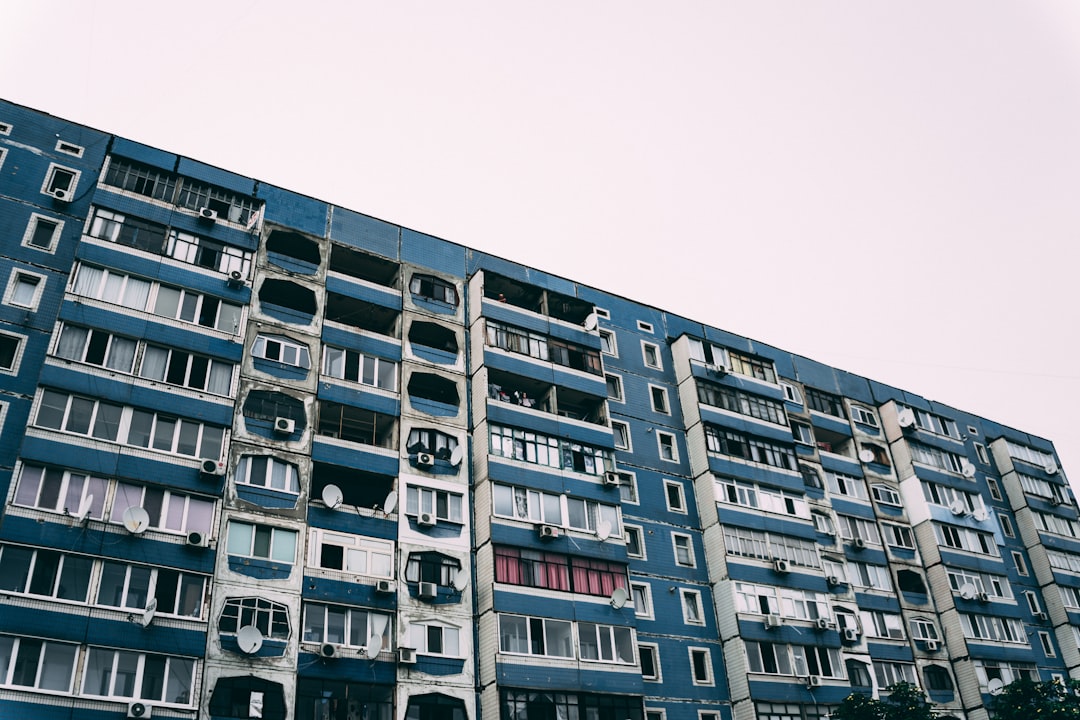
[791,421,813,446]
[850,405,878,427]
[1000,514,1015,538]
[871,484,902,507]
[611,420,632,451]
[599,329,617,357]
[21,213,64,254]
[637,320,654,333]
[405,484,465,523]
[80,647,194,706]
[780,382,802,403]
[41,163,80,198]
[681,588,705,625]
[594,307,610,320]
[1012,550,1029,576]
[55,139,84,157]
[605,373,624,403]
[617,471,639,504]
[0,122,9,135]
[252,334,311,369]
[4,268,46,310]
[641,340,662,370]
[1039,631,1056,657]
[664,480,687,513]
[649,384,670,414]
[0,148,6,172]
[639,643,661,681]
[631,582,653,619]
[0,331,25,375]
[673,533,695,567]
[308,528,394,578]
[0,636,77,692]
[226,520,298,564]
[975,442,990,464]
[657,431,679,463]
[689,647,714,686]
[235,455,301,494]
[411,620,462,657]
[987,478,1003,501]
[882,523,915,550]
[625,525,646,559]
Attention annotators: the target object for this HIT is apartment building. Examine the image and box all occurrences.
[0,99,1076,720]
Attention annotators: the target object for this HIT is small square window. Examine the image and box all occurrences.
[650,385,669,414]
[689,647,713,685]
[657,431,678,462]
[625,526,645,559]
[639,645,661,681]
[605,374,624,402]
[1000,514,1015,538]
[55,139,84,157]
[1012,550,1028,576]
[22,214,63,253]
[599,330,617,356]
[987,478,1003,501]
[967,425,979,436]
[673,533,695,567]
[594,307,610,320]
[631,583,653,619]
[0,333,25,373]
[637,320,654,333]
[681,589,704,624]
[42,163,79,199]
[642,341,662,370]
[612,420,632,450]
[617,472,638,504]
[4,270,45,310]
[665,480,686,513]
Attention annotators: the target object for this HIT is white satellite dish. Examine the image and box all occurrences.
[583,313,598,331]
[364,635,382,659]
[959,583,977,600]
[896,408,916,428]
[973,508,989,522]
[596,520,612,541]
[450,445,465,467]
[140,598,158,628]
[75,494,94,522]
[321,484,344,509]
[382,491,398,515]
[609,586,629,610]
[122,506,151,535]
[949,499,967,516]
[236,625,264,654]
[453,568,470,592]
[858,449,876,464]
[988,678,1005,696]
[961,461,977,478]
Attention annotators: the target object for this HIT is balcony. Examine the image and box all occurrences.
[483,272,594,325]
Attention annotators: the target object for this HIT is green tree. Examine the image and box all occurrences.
[831,683,934,720]
[990,677,1080,720]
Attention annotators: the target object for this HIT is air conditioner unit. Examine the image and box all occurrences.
[274,417,295,434]
[773,559,790,574]
[198,207,219,221]
[186,531,208,548]
[806,676,823,688]
[319,643,337,658]
[416,452,435,467]
[852,538,866,550]
[375,579,395,594]
[538,524,559,540]
[398,647,417,664]
[827,575,842,587]
[763,614,782,630]
[1036,611,1049,622]
[51,188,72,202]
[418,581,438,599]
[602,471,622,488]
[417,512,436,528]
[977,592,990,603]
[227,269,245,287]
[200,458,226,476]
[924,639,940,652]
[842,628,860,642]
[706,364,728,377]
[127,702,152,718]
[815,618,831,631]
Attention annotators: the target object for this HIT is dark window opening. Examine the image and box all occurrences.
[483,272,545,313]
[409,274,458,306]
[806,388,846,418]
[328,244,399,288]
[405,552,461,586]
[243,391,307,427]
[408,373,459,406]
[924,665,953,691]
[29,219,58,249]
[554,386,606,425]
[547,338,603,375]
[211,676,287,720]
[267,230,321,265]
[547,291,593,325]
[501,690,642,720]
[296,681,393,720]
[406,428,459,459]
[408,694,467,720]
[487,369,554,414]
[312,462,395,510]
[897,569,927,594]
[409,321,458,354]
[325,292,399,336]
[317,401,397,448]
[847,660,872,687]
[812,426,853,457]
[258,279,317,316]
[0,335,19,369]
[115,215,168,254]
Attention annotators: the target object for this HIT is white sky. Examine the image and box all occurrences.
[4,2,1080,485]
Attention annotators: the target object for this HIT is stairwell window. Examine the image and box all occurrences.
[42,164,79,198]
[23,214,63,253]
[642,341,662,369]
[5,270,44,310]
[657,431,678,462]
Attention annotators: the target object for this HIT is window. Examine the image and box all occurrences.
[81,647,194,705]
[167,230,252,276]
[850,405,877,426]
[139,344,234,395]
[594,307,610,319]
[35,389,123,441]
[5,270,43,309]
[578,622,635,664]
[975,443,990,464]
[252,335,310,369]
[236,455,301,494]
[727,350,777,384]
[813,512,835,535]
[1000,514,1015,538]
[960,613,1028,644]
[110,482,214,536]
[946,569,1013,599]
[910,443,966,474]
[882,524,915,550]
[745,642,843,678]
[490,424,615,475]
[406,485,464,523]
[837,514,882,545]
[42,163,79,198]
[681,589,705,625]
[302,602,391,651]
[825,471,868,500]
[88,208,168,253]
[211,677,288,720]
[309,530,393,578]
[697,382,788,425]
[673,533,695,567]
[805,388,845,418]
[860,443,890,467]
[800,464,822,489]
[0,332,23,373]
[55,325,137,373]
[631,583,652,618]
[410,274,458,306]
[410,622,461,656]
[637,320,654,333]
[605,374,624,402]
[665,481,686,513]
[987,478,1003,501]
[871,484,902,507]
[226,521,298,564]
[657,431,678,462]
[639,644,660,680]
[649,386,669,414]
[599,330,617,356]
[689,648,714,685]
[405,552,461,589]
[642,341,661,369]
[625,526,645,559]
[98,561,206,618]
[791,421,813,445]
[12,466,107,519]
[617,472,638,503]
[909,618,938,640]
[55,139,84,157]
[705,426,796,470]
[874,661,917,689]
[0,546,93,602]
[498,614,572,658]
[0,636,78,692]
[1039,631,1056,657]
[23,214,62,252]
[406,428,459,460]
[933,523,998,556]
[781,382,802,403]
[723,527,822,568]
[716,477,811,519]
[323,346,396,390]
[611,421,631,450]
[492,483,622,537]
[1024,590,1041,614]
[0,122,9,135]
[486,320,602,375]
[923,665,953,691]
[850,562,893,591]
[907,407,961,439]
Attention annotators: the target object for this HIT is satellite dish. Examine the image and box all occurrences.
[897,408,916,428]
[364,635,382,659]
[596,520,612,541]
[959,583,977,600]
[988,678,1005,695]
[75,494,94,522]
[583,313,598,331]
[453,568,470,592]
[609,586,629,610]
[450,445,465,467]
[236,625,264,654]
[321,484,344,509]
[961,461,977,478]
[382,491,398,515]
[858,449,876,464]
[973,508,989,522]
[122,506,151,535]
[140,598,158,628]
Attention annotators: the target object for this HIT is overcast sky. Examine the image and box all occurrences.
[4,2,1080,485]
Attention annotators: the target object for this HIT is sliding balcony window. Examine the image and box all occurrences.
[0,636,78,692]
[744,641,843,678]
[492,483,621,537]
[0,546,93,602]
[697,382,787,425]
[486,320,602,375]
[167,230,252,276]
[960,614,1028,644]
[81,647,195,706]
[489,424,614,476]
[54,325,136,373]
[12,466,107,519]
[805,388,845,418]
[219,597,290,640]
[302,602,391,651]
[715,477,810,518]
[722,527,820,568]
[933,523,998,556]
[88,208,167,254]
[910,443,966,474]
[110,482,214,535]
[704,426,796,471]
[494,546,627,597]
[97,560,205,618]
[104,156,259,225]
[140,344,234,395]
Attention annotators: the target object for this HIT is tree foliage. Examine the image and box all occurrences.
[831,683,934,720]
[990,678,1080,720]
